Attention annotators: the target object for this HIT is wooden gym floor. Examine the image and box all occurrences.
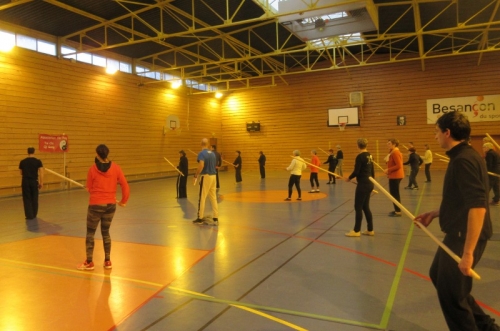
[1,169,499,331]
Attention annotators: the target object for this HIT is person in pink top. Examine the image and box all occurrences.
[308,150,321,193]
[77,144,130,271]
[384,138,404,217]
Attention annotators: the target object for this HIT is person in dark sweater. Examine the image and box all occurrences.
[483,142,500,206]
[335,145,344,176]
[258,151,266,179]
[345,138,375,237]
[19,147,44,220]
[323,149,338,184]
[176,150,188,198]
[233,150,242,183]
[416,112,498,331]
[403,147,423,190]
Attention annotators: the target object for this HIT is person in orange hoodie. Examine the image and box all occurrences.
[384,138,404,217]
[77,144,130,271]
[308,150,321,193]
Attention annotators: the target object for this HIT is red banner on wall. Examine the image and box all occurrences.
[39,134,69,153]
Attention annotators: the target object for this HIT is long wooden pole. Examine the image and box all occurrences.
[486,133,500,150]
[439,158,500,178]
[372,160,385,172]
[368,176,480,280]
[291,156,378,193]
[44,168,86,189]
[163,157,184,176]
[317,147,330,156]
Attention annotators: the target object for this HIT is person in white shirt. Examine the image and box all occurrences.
[423,144,433,182]
[285,150,307,201]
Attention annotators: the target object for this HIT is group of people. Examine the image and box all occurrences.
[17,111,500,330]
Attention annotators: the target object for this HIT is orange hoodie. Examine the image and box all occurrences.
[310,155,320,173]
[86,162,130,205]
[386,148,404,179]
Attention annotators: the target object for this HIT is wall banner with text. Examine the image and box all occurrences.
[427,94,500,124]
[39,134,69,153]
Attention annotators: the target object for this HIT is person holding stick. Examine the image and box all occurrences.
[19,147,44,220]
[285,150,307,201]
[77,144,130,271]
[423,144,433,182]
[308,150,320,193]
[211,145,222,189]
[335,145,344,176]
[193,138,218,225]
[258,151,266,179]
[345,138,375,237]
[403,147,423,190]
[384,138,404,217]
[177,150,188,199]
[415,112,498,331]
[233,150,242,184]
[323,149,338,184]
[483,142,500,206]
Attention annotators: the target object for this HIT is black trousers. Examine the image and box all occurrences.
[177,173,187,198]
[425,163,432,181]
[22,178,39,219]
[408,168,419,188]
[328,167,337,183]
[489,176,499,202]
[287,174,302,198]
[430,235,499,331]
[235,167,242,183]
[216,169,220,188]
[353,180,374,232]
[310,173,319,187]
[259,165,265,178]
[388,178,402,212]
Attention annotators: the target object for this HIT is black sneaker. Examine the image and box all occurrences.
[404,186,412,189]
[326,182,332,184]
[412,187,419,190]
[388,211,402,217]
[193,218,204,224]
[212,218,219,226]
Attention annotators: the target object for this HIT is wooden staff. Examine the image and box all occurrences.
[222,159,235,166]
[372,160,385,172]
[291,156,379,193]
[187,149,197,156]
[434,152,449,160]
[44,168,86,189]
[368,176,481,280]
[401,144,409,150]
[318,147,330,156]
[486,133,500,151]
[439,158,500,177]
[163,157,184,176]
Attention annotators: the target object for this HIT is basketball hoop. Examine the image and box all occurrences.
[339,122,346,131]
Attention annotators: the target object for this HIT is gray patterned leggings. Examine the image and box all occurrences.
[85,204,116,262]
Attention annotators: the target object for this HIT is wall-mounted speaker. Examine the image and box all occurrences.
[349,92,364,105]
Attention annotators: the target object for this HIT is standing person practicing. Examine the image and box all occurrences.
[19,147,44,220]
[233,150,242,184]
[285,150,306,201]
[423,144,433,182]
[384,138,404,217]
[415,112,499,331]
[258,151,266,179]
[176,150,188,199]
[335,145,344,177]
[324,149,338,184]
[403,147,423,190]
[211,145,222,189]
[78,144,130,271]
[345,138,375,237]
[483,142,500,206]
[193,138,219,225]
[308,150,320,193]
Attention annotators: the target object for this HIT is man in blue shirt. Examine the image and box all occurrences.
[193,138,218,225]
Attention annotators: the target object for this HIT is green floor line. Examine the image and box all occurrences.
[168,286,384,329]
[379,188,426,328]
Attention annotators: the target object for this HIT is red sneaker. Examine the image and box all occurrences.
[104,260,112,269]
[77,260,94,271]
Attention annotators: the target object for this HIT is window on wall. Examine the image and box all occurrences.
[76,52,92,64]
[61,46,76,59]
[37,40,56,55]
[16,35,37,51]
[92,55,106,67]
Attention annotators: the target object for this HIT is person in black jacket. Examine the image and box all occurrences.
[177,150,188,198]
[483,142,500,206]
[258,151,266,179]
[416,111,498,331]
[323,149,338,184]
[233,150,242,183]
[335,145,344,176]
[403,147,423,190]
[345,138,375,237]
[19,147,44,220]
[211,145,222,189]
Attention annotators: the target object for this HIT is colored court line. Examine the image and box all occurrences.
[0,257,308,331]
[379,187,425,329]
